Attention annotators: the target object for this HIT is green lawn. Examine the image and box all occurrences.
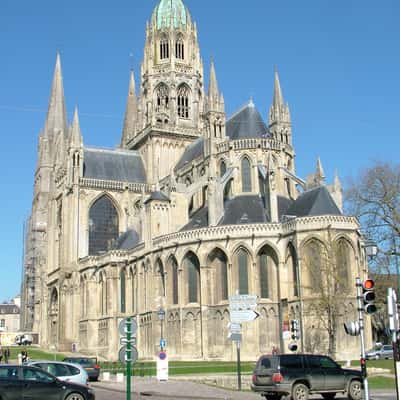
[7,347,66,362]
[368,376,395,389]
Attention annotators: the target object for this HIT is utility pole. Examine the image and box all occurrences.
[387,288,400,400]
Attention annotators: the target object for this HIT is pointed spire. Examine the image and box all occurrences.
[44,52,68,138]
[121,70,137,147]
[208,61,219,100]
[315,157,326,184]
[273,68,284,108]
[70,107,83,148]
[333,170,342,191]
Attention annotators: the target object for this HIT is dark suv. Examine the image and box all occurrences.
[251,354,362,400]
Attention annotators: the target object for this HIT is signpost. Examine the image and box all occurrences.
[156,350,169,381]
[388,288,400,400]
[119,318,138,400]
[229,293,258,391]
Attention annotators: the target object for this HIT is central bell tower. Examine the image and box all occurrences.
[121,0,205,183]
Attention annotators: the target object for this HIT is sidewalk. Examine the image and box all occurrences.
[92,376,261,400]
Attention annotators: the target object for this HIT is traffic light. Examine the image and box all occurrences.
[290,319,299,340]
[363,279,377,314]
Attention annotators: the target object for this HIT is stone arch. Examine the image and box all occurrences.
[154,82,170,115]
[177,83,191,119]
[155,257,166,299]
[257,244,279,300]
[207,248,229,303]
[50,287,59,315]
[159,33,169,59]
[232,246,252,295]
[166,255,179,306]
[88,193,120,256]
[285,242,299,298]
[240,154,253,192]
[182,251,200,304]
[334,236,354,292]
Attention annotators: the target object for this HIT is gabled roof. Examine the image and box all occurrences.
[175,137,204,171]
[285,186,342,217]
[145,191,170,204]
[0,304,20,314]
[221,195,270,225]
[226,102,270,140]
[113,229,140,250]
[83,147,147,183]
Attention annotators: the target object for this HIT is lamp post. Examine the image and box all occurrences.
[157,308,165,350]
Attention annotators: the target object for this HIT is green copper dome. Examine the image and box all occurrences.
[154,0,187,29]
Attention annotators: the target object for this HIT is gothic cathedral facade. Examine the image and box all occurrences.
[22,0,371,361]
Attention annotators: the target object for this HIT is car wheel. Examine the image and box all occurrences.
[322,393,336,400]
[348,380,362,400]
[375,354,380,360]
[292,383,309,400]
[64,393,85,400]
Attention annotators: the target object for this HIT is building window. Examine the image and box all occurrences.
[160,36,169,59]
[156,84,169,112]
[88,195,119,255]
[237,248,249,294]
[303,239,324,293]
[120,269,126,313]
[0,319,5,328]
[171,258,179,305]
[175,37,184,59]
[208,249,228,302]
[100,273,107,315]
[336,239,350,292]
[184,253,200,303]
[241,157,252,192]
[177,85,190,118]
[258,247,278,299]
[287,244,299,297]
[220,161,226,177]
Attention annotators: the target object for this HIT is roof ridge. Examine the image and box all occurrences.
[84,146,141,156]
[227,100,259,122]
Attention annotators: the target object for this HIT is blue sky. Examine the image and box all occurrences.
[0,0,399,300]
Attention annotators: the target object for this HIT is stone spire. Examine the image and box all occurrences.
[333,170,342,191]
[70,107,83,148]
[316,157,325,182]
[207,61,224,113]
[269,68,291,144]
[44,52,68,139]
[121,70,137,148]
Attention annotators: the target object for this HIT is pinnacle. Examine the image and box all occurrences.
[70,106,82,147]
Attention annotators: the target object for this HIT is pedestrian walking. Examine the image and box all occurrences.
[21,349,28,363]
[4,347,10,364]
[272,345,279,356]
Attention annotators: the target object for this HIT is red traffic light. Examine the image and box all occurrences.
[363,279,374,290]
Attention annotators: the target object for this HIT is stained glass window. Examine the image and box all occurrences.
[88,196,119,255]
[238,249,249,294]
[185,253,200,303]
[241,157,252,192]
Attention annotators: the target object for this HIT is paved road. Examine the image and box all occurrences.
[92,384,397,400]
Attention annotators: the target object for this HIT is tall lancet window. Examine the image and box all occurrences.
[156,84,169,112]
[89,195,119,255]
[176,37,184,59]
[241,157,252,192]
[177,84,190,118]
[160,35,169,59]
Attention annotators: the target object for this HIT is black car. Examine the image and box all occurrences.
[0,365,95,400]
[63,358,100,382]
[251,353,363,400]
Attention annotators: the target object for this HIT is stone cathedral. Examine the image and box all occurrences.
[22,0,371,361]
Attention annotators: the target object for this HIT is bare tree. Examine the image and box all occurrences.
[302,230,353,357]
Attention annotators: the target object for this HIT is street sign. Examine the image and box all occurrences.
[160,339,167,349]
[228,332,242,342]
[230,310,259,323]
[120,337,137,346]
[229,294,258,311]
[119,318,138,336]
[118,345,138,364]
[157,351,169,381]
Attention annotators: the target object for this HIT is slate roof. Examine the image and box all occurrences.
[226,103,270,140]
[221,195,270,225]
[175,137,204,171]
[285,186,342,217]
[145,191,170,204]
[0,304,20,314]
[113,229,140,250]
[83,147,147,183]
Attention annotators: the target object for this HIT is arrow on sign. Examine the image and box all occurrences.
[231,310,260,323]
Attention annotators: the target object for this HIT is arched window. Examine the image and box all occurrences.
[241,157,252,192]
[303,239,324,293]
[208,249,228,302]
[120,269,126,313]
[160,35,169,59]
[184,252,200,303]
[336,239,350,292]
[50,288,58,314]
[156,84,169,112]
[287,244,299,297]
[89,196,119,255]
[167,257,179,305]
[175,37,184,59]
[0,319,4,328]
[258,247,278,299]
[156,259,166,297]
[237,248,249,294]
[177,85,190,118]
[220,161,226,177]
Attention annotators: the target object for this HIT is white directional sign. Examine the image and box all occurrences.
[228,322,241,334]
[228,332,242,342]
[231,309,260,323]
[120,337,137,346]
[229,294,258,323]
